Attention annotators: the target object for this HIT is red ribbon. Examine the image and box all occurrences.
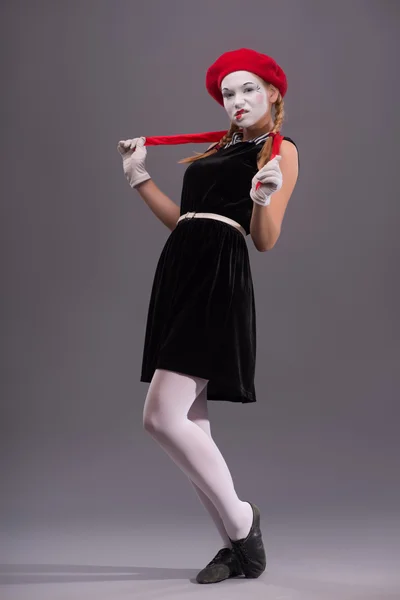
[144,131,228,146]
[143,130,283,192]
[255,132,283,190]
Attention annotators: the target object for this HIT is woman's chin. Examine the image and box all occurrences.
[234,116,253,126]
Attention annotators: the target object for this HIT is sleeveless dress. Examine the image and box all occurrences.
[140,131,299,403]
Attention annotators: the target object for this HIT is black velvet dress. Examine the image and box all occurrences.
[140,131,298,403]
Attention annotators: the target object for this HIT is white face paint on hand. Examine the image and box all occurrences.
[221,70,269,127]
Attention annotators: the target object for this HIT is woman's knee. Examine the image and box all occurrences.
[142,368,209,434]
[143,397,175,436]
[143,406,164,434]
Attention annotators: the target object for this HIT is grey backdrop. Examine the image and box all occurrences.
[1,1,399,598]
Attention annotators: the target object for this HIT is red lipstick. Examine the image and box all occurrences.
[235,109,247,119]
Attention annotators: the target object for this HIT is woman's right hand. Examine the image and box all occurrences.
[117,136,151,188]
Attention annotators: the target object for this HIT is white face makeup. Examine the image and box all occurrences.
[221,70,269,127]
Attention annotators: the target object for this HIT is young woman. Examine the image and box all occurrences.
[117,48,299,584]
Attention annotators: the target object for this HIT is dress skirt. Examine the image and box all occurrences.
[140,217,257,403]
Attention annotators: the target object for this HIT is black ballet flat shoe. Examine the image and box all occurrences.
[196,546,243,584]
[229,502,266,578]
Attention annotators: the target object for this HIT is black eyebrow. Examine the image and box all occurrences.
[222,81,256,91]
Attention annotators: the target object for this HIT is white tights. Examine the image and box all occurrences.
[142,368,253,544]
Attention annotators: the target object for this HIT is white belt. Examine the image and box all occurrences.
[177,212,246,238]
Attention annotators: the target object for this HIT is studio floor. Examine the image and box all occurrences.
[1,512,399,600]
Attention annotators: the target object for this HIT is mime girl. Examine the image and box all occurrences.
[117,48,299,584]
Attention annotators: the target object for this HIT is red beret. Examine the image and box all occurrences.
[206,48,287,106]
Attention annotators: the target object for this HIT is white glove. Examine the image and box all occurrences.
[117,136,151,188]
[250,155,283,206]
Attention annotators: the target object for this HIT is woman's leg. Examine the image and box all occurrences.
[186,385,231,548]
[143,368,253,541]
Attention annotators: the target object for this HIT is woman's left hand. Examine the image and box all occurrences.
[250,155,283,206]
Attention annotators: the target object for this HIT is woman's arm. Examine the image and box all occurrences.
[118,137,180,231]
[250,139,299,251]
[137,142,217,230]
[135,179,180,231]
[134,142,221,231]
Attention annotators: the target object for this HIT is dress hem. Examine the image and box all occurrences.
[140,363,256,404]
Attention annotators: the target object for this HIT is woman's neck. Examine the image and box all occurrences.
[241,116,275,142]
